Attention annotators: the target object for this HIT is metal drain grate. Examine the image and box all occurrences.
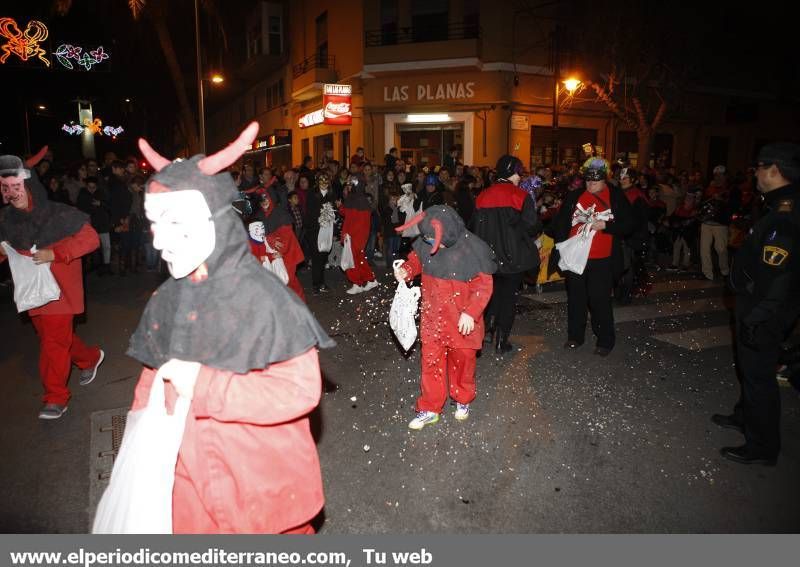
[88,407,129,529]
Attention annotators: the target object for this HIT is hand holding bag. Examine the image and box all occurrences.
[1,241,61,312]
[389,260,421,351]
[340,234,355,271]
[91,374,190,534]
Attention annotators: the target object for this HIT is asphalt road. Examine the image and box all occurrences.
[0,264,798,533]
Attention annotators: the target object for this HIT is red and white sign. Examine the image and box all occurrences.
[298,109,324,129]
[323,83,352,125]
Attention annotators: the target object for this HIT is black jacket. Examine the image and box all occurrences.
[305,188,338,240]
[550,184,635,278]
[77,187,112,234]
[730,183,800,333]
[471,181,541,274]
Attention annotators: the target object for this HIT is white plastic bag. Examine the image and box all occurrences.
[317,223,333,253]
[327,240,343,268]
[340,234,355,271]
[262,240,290,285]
[555,227,595,275]
[554,204,614,275]
[1,241,61,312]
[389,260,421,351]
[92,375,190,534]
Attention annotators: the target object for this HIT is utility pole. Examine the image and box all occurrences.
[551,25,560,168]
[194,0,206,154]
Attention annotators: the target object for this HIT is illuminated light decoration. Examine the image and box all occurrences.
[406,113,451,123]
[0,17,50,67]
[54,43,110,71]
[298,109,324,129]
[61,118,123,137]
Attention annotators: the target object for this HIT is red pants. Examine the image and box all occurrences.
[345,249,375,286]
[287,269,306,303]
[30,314,101,405]
[416,342,477,413]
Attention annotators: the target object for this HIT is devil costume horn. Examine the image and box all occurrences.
[395,211,426,233]
[430,219,443,254]
[138,138,171,172]
[198,122,259,175]
[24,146,48,169]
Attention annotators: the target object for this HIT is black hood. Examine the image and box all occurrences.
[410,205,497,281]
[128,128,334,373]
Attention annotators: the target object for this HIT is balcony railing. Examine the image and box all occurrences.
[292,53,336,79]
[365,22,480,47]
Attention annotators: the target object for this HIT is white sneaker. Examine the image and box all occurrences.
[408,410,440,430]
[454,403,470,421]
[363,280,379,291]
[346,284,364,295]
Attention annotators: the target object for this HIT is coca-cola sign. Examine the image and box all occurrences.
[323,83,352,125]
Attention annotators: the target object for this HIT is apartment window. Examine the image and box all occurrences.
[268,15,282,54]
[316,12,328,66]
[278,79,284,105]
[464,0,479,36]
[380,0,398,45]
[412,0,448,42]
[247,23,262,58]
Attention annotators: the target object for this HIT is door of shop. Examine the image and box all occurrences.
[531,126,597,168]
[398,123,463,168]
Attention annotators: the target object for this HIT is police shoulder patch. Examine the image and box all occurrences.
[762,245,789,266]
[777,199,793,213]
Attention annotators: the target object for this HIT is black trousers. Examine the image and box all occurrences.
[311,248,329,288]
[565,257,615,349]
[732,302,785,457]
[485,272,524,336]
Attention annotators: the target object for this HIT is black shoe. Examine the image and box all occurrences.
[711,413,744,434]
[720,445,777,466]
[484,315,496,344]
[593,346,612,357]
[495,331,514,354]
[319,284,330,293]
[563,340,583,349]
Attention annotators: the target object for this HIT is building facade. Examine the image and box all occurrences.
[208,0,799,175]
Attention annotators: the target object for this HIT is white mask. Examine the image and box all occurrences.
[145,190,216,279]
[248,221,265,243]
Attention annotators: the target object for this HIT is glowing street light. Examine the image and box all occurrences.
[563,77,581,95]
[210,73,224,84]
[37,104,46,110]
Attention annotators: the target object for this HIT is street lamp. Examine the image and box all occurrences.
[198,73,225,154]
[552,75,582,167]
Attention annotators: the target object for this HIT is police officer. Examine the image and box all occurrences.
[713,143,800,465]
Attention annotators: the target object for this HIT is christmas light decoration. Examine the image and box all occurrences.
[54,43,110,70]
[62,118,123,137]
[0,17,50,67]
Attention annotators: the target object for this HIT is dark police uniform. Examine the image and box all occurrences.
[727,182,800,460]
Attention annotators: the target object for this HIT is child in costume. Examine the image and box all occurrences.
[254,193,306,302]
[339,177,379,294]
[128,123,334,533]
[393,205,496,430]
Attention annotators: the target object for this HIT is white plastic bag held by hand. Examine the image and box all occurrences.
[92,372,190,534]
[1,241,61,312]
[340,234,355,271]
[317,223,333,253]
[262,240,290,285]
[555,226,595,275]
[389,260,420,351]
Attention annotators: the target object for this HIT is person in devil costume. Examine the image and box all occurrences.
[340,176,379,294]
[393,205,496,430]
[252,192,306,302]
[0,148,105,420]
[127,123,334,533]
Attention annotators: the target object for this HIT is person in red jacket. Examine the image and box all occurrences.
[393,205,496,430]
[128,123,334,533]
[253,194,306,302]
[340,177,379,294]
[0,149,104,420]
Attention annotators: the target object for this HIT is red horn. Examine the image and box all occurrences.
[394,211,426,233]
[138,138,171,172]
[198,122,260,175]
[24,146,48,168]
[430,219,443,254]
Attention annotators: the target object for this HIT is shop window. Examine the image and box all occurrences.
[398,122,463,168]
[531,126,597,168]
[314,134,334,167]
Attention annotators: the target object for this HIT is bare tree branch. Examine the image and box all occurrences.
[588,81,637,129]
[650,100,668,130]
